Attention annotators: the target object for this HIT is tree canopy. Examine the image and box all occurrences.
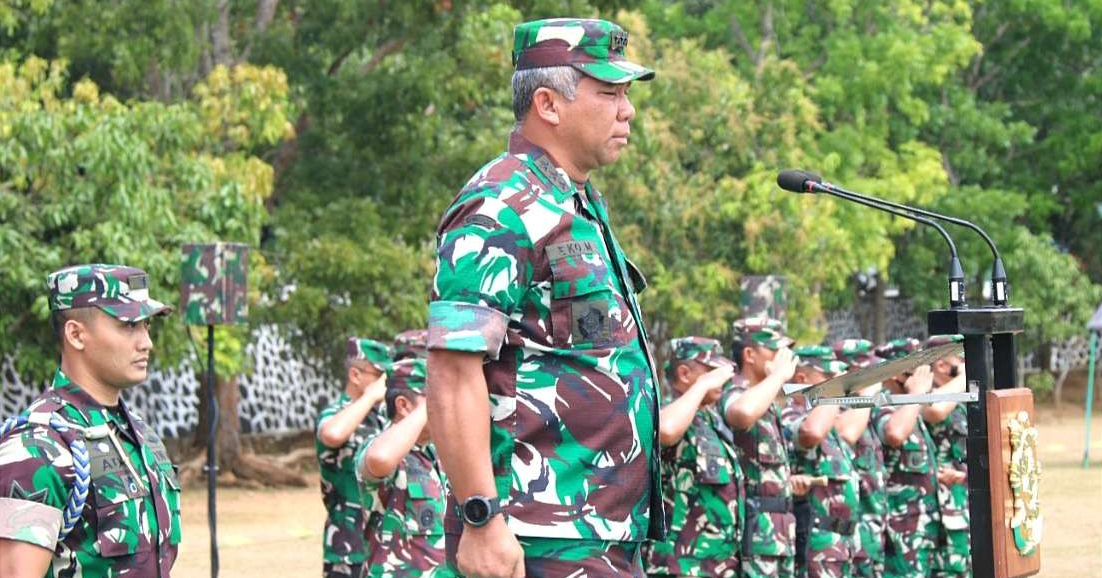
[2,0,1098,378]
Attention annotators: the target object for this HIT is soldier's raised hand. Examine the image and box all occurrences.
[905,365,933,394]
[766,347,798,383]
[695,365,734,406]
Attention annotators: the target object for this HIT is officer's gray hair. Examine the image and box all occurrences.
[512,66,583,122]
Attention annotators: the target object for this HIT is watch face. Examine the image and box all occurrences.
[464,499,490,522]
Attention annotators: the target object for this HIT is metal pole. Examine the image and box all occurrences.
[1085,330,1097,469]
[964,333,996,578]
[206,325,219,578]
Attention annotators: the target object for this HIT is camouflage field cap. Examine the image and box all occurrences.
[47,264,172,322]
[874,337,921,361]
[832,338,882,368]
[386,358,427,397]
[393,329,429,361]
[346,337,391,372]
[666,336,735,378]
[512,18,655,84]
[925,334,964,348]
[733,317,794,350]
[794,345,849,376]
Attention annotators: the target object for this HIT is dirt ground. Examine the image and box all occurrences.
[173,405,1102,578]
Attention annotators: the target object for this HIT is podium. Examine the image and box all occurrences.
[929,307,1040,578]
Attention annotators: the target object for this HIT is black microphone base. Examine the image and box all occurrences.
[928,307,1024,336]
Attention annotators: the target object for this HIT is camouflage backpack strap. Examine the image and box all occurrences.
[0,412,92,541]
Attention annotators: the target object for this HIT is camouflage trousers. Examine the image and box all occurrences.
[323,561,363,578]
[884,546,932,578]
[743,555,797,578]
[445,535,643,578]
[932,483,970,578]
[807,560,852,578]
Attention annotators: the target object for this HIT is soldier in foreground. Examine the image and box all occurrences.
[0,264,181,577]
[356,359,448,577]
[872,339,940,578]
[923,335,970,578]
[426,17,663,578]
[315,338,390,578]
[781,346,860,578]
[644,337,741,577]
[721,318,803,578]
[832,340,888,578]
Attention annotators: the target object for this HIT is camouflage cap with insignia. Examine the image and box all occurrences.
[832,338,882,369]
[393,329,428,361]
[386,358,427,397]
[794,345,849,376]
[513,18,655,84]
[666,336,735,378]
[346,337,391,372]
[874,337,922,361]
[47,264,172,322]
[733,317,794,350]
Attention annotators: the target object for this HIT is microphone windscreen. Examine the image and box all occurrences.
[776,169,821,193]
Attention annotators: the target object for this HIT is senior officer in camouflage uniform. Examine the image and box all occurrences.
[645,337,741,577]
[832,339,888,578]
[721,318,802,578]
[356,359,449,577]
[923,335,970,578]
[315,338,391,578]
[426,17,661,578]
[872,339,941,578]
[0,264,181,577]
[781,346,860,578]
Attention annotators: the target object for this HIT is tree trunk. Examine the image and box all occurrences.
[185,373,308,487]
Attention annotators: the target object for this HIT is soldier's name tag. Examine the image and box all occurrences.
[546,241,598,261]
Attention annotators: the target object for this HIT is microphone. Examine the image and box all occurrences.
[778,170,968,309]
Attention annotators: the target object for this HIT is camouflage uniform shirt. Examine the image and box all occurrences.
[0,370,181,577]
[721,376,796,559]
[873,407,940,559]
[428,131,663,541]
[850,421,888,564]
[644,406,743,577]
[780,399,860,563]
[356,438,447,577]
[315,393,387,566]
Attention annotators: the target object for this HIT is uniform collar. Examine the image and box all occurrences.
[50,368,140,442]
[508,131,604,220]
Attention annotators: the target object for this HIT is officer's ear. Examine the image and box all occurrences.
[54,309,96,352]
[530,87,561,126]
[675,362,694,389]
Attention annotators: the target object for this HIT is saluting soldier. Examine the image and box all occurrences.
[872,339,941,578]
[832,339,889,578]
[645,337,742,578]
[315,338,390,578]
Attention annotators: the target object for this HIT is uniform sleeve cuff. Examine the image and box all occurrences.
[0,497,62,550]
[427,301,509,360]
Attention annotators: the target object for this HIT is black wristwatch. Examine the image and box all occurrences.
[458,495,502,527]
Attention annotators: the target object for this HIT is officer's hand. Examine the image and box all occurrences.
[695,365,734,406]
[456,515,525,578]
[766,347,798,383]
[365,373,387,400]
[904,365,933,394]
[790,474,812,497]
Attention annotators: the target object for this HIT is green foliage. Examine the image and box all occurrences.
[0,57,290,379]
[1,0,1100,384]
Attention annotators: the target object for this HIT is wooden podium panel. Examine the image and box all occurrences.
[986,389,1042,578]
